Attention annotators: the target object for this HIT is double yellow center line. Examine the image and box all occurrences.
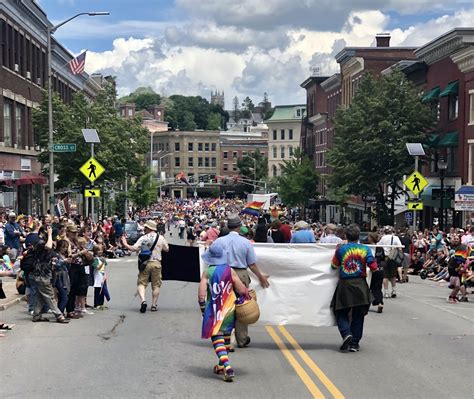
[266,326,345,399]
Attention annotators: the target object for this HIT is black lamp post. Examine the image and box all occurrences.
[437,158,448,231]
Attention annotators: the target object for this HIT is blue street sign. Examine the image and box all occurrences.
[405,212,413,223]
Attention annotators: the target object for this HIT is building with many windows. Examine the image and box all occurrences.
[219,129,268,178]
[0,0,102,213]
[266,104,305,178]
[151,130,221,198]
[392,28,474,227]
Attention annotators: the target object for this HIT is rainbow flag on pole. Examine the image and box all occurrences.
[240,201,265,217]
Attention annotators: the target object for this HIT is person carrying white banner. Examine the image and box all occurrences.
[213,215,269,348]
[330,224,378,352]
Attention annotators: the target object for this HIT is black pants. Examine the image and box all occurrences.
[370,269,384,306]
[94,282,108,307]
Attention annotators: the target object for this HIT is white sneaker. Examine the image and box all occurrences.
[384,292,390,299]
[81,309,94,315]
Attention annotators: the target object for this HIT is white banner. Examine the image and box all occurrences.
[200,243,339,327]
[250,243,338,327]
[199,242,401,327]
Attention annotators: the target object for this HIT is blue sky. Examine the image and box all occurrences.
[37,0,474,106]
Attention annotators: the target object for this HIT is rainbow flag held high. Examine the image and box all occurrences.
[240,201,265,217]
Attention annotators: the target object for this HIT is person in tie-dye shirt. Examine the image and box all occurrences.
[331,224,378,353]
[198,242,249,382]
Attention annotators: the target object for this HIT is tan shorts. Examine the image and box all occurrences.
[137,260,162,289]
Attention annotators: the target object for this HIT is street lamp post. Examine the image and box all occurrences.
[437,158,448,231]
[47,12,109,211]
[158,152,173,198]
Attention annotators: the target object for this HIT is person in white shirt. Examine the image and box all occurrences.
[319,223,343,244]
[461,227,474,246]
[377,226,403,298]
[122,220,169,313]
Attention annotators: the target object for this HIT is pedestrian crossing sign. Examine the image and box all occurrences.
[407,201,423,210]
[85,189,101,197]
[404,170,428,196]
[80,157,105,183]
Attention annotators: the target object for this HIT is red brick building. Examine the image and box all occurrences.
[0,0,101,214]
[410,28,474,227]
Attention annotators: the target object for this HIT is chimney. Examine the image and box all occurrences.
[375,33,391,47]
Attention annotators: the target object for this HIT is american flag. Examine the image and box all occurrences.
[68,51,86,75]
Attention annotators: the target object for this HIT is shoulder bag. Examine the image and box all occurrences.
[138,234,159,272]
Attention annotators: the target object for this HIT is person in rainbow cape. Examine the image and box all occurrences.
[198,242,249,382]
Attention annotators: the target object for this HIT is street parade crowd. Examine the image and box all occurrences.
[0,197,473,380]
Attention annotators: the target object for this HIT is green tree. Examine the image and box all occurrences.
[327,70,436,225]
[262,92,274,120]
[119,87,161,111]
[207,112,222,130]
[237,150,268,190]
[232,96,240,121]
[276,148,319,209]
[241,96,254,119]
[130,171,158,209]
[34,82,149,190]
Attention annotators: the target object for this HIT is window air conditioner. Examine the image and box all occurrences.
[14,64,19,72]
[26,71,31,79]
[36,77,42,85]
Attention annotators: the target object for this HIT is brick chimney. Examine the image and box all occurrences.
[376,33,391,47]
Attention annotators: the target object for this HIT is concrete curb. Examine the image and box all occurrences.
[0,296,26,311]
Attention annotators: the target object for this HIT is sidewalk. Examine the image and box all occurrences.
[0,278,25,311]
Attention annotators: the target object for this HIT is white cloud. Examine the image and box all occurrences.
[84,6,474,107]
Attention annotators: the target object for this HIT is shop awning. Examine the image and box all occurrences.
[439,81,458,97]
[456,185,474,195]
[437,131,458,147]
[425,133,439,147]
[0,174,47,186]
[420,186,453,208]
[421,87,440,102]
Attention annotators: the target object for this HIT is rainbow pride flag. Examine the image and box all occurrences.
[240,201,265,217]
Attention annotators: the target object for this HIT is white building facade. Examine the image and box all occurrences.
[266,105,306,177]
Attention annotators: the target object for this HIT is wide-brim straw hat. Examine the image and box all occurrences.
[144,220,157,231]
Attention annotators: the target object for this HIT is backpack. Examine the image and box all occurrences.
[20,250,37,273]
[387,236,404,266]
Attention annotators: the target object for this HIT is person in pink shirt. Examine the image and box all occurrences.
[202,221,220,243]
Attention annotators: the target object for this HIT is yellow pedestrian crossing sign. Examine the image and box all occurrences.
[404,170,428,196]
[80,157,105,183]
[85,189,101,197]
[407,201,423,210]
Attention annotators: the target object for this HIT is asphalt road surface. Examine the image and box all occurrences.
[0,230,472,398]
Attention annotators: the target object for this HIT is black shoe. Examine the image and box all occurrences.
[459,297,469,302]
[349,344,360,352]
[339,335,352,351]
[237,336,251,348]
[140,301,147,313]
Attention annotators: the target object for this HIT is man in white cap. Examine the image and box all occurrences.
[122,220,169,313]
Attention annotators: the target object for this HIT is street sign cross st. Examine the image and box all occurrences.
[407,201,424,210]
[51,143,76,152]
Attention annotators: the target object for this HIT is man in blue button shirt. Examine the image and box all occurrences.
[214,215,269,348]
[290,221,316,243]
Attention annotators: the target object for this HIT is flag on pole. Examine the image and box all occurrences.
[240,201,265,217]
[68,51,87,75]
[176,172,190,185]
